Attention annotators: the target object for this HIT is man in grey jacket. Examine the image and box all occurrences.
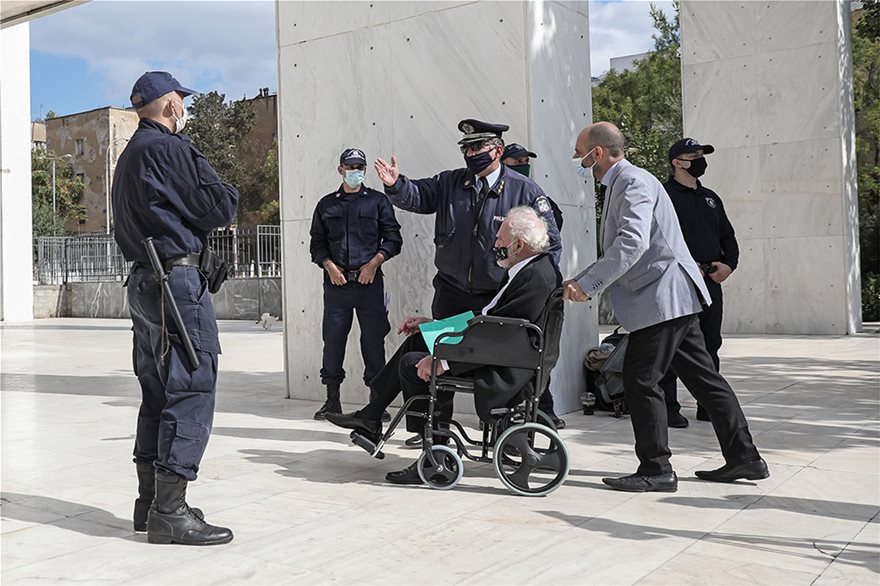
[562,122,768,493]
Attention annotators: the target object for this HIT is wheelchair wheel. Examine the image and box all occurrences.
[536,409,557,431]
[494,423,569,496]
[417,445,464,490]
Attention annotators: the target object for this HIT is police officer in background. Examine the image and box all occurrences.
[375,119,562,447]
[502,142,565,429]
[112,72,237,545]
[310,148,403,421]
[660,138,739,428]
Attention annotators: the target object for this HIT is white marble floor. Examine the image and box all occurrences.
[2,319,878,585]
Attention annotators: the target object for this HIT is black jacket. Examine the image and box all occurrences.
[112,119,239,262]
[663,178,739,270]
[450,253,562,421]
[309,185,402,270]
[385,164,562,294]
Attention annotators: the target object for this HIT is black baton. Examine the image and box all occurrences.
[142,237,201,370]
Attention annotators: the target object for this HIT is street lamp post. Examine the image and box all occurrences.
[38,153,72,236]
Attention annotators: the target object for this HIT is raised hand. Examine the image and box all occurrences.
[374,156,400,187]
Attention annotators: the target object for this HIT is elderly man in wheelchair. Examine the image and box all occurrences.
[327,206,569,495]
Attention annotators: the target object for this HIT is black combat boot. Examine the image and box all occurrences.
[134,462,203,533]
[147,470,233,545]
[314,382,342,420]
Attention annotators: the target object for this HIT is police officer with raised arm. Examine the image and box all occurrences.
[310,148,403,421]
[374,119,562,447]
[112,71,237,546]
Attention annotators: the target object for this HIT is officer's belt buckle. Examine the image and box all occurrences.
[345,270,360,283]
[163,252,202,272]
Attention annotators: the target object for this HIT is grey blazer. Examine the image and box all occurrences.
[575,159,710,332]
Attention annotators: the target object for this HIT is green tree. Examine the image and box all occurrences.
[31,150,85,236]
[853,1,880,320]
[185,90,256,211]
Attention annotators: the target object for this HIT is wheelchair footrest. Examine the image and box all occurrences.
[350,431,385,459]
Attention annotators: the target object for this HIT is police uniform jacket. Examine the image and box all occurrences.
[385,164,562,294]
[309,185,403,270]
[112,119,239,261]
[663,178,739,270]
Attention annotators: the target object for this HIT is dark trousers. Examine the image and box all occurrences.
[359,334,452,434]
[320,272,390,390]
[623,313,760,476]
[128,266,219,482]
[660,279,723,414]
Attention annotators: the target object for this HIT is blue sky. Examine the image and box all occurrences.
[30,0,672,119]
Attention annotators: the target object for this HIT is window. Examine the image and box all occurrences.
[75,139,85,156]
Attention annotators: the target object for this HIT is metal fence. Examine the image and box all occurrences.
[33,226,283,285]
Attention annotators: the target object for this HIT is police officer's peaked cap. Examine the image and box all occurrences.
[503,143,537,160]
[457,119,509,145]
[340,148,367,166]
[130,71,198,109]
[668,137,715,161]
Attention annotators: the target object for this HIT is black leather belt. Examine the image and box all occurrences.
[132,252,201,272]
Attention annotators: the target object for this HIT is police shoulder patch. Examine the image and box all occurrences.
[534,196,551,214]
[705,197,717,209]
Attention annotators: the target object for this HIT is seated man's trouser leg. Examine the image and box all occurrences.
[623,314,759,476]
[360,334,430,420]
[128,266,219,482]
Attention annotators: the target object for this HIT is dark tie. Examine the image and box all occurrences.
[597,184,607,207]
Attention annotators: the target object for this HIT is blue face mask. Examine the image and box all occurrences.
[344,169,365,188]
[572,148,596,179]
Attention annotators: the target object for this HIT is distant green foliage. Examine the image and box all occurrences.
[31,150,85,236]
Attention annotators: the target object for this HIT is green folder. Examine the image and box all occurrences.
[419,311,475,351]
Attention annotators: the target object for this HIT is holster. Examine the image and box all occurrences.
[199,247,231,294]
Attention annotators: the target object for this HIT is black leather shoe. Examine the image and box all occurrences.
[385,462,423,485]
[325,411,381,438]
[550,414,566,430]
[667,411,689,428]
[696,459,769,483]
[381,410,391,423]
[403,434,423,449]
[602,472,678,493]
[696,405,710,422]
[314,400,342,421]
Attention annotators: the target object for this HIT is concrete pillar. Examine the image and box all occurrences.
[0,23,35,321]
[681,0,860,334]
[276,0,595,413]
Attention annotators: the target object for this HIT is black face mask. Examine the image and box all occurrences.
[509,163,530,177]
[492,244,509,265]
[683,156,707,178]
[464,150,496,175]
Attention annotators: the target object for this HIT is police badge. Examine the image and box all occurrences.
[535,196,552,214]
[705,197,716,209]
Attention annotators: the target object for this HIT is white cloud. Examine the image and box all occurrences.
[31,0,277,105]
[589,0,675,76]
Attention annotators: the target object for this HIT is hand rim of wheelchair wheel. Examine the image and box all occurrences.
[417,444,464,490]
[494,422,569,496]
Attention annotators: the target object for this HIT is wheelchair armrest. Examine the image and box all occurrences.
[468,315,532,328]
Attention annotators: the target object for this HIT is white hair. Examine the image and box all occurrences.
[506,206,550,253]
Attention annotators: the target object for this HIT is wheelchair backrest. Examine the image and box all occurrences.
[534,288,565,392]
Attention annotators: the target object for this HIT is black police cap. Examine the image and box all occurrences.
[130,71,197,110]
[340,148,366,166]
[503,143,537,160]
[457,119,509,145]
[668,137,715,161]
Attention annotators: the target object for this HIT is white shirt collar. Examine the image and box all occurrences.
[481,165,502,190]
[601,159,625,187]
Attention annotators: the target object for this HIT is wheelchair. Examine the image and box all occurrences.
[349,288,569,496]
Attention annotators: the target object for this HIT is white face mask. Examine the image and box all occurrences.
[172,101,188,133]
[572,148,596,179]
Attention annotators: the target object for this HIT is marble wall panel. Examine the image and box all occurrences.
[681,56,756,150]
[763,236,848,334]
[754,0,836,54]
[277,0,391,48]
[277,26,393,222]
[720,238,766,334]
[755,43,840,146]
[680,1,756,66]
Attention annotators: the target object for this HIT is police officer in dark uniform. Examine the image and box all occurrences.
[374,119,562,447]
[503,142,566,429]
[112,72,237,546]
[660,138,739,427]
[309,148,403,421]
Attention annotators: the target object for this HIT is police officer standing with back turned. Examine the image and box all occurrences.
[112,71,237,546]
[502,141,566,429]
[310,148,403,421]
[660,138,739,428]
[374,119,562,447]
